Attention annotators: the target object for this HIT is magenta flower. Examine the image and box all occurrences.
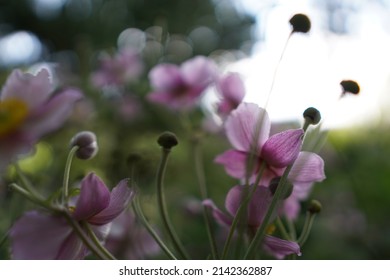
[10,173,134,259]
[0,68,82,171]
[215,102,304,180]
[91,48,144,88]
[204,185,301,259]
[215,73,245,118]
[147,56,218,110]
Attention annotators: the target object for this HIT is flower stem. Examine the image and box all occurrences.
[13,164,44,201]
[221,163,266,259]
[82,221,117,260]
[62,146,78,204]
[276,217,291,241]
[297,212,317,246]
[244,164,293,259]
[61,211,110,260]
[192,136,219,259]
[156,147,189,259]
[132,198,177,260]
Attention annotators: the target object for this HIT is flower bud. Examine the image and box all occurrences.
[157,131,178,149]
[303,107,321,125]
[308,199,322,214]
[70,131,98,160]
[340,80,360,95]
[289,13,311,33]
[269,177,293,199]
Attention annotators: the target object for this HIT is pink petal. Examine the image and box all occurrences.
[149,64,183,91]
[23,88,82,137]
[181,56,217,87]
[282,196,301,220]
[10,211,72,259]
[225,102,270,152]
[203,199,232,227]
[73,173,111,221]
[288,152,326,183]
[261,129,304,168]
[88,179,135,225]
[263,235,301,259]
[1,69,52,110]
[214,149,248,179]
[225,185,272,227]
[217,73,245,104]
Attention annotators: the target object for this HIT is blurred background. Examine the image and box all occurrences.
[1,0,390,259]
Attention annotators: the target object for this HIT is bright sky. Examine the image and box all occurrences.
[230,0,390,129]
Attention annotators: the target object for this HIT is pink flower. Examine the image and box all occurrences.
[204,185,301,259]
[215,102,304,179]
[215,73,245,118]
[91,48,144,88]
[0,68,82,170]
[10,173,134,259]
[147,56,218,110]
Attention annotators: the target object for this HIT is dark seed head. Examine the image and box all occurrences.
[340,80,360,95]
[157,131,179,149]
[289,13,311,33]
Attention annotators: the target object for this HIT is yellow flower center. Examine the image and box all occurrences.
[266,224,276,235]
[0,99,28,137]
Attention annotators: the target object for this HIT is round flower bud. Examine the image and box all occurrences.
[289,13,311,33]
[303,107,321,125]
[70,131,98,160]
[340,80,360,95]
[269,177,293,199]
[308,199,322,214]
[157,131,178,149]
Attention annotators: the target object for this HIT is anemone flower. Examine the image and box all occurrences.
[215,102,305,180]
[10,173,134,259]
[204,185,301,259]
[147,56,217,110]
[215,72,245,118]
[0,68,82,171]
[91,48,144,88]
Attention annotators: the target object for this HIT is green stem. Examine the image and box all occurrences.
[193,137,219,259]
[62,146,78,204]
[9,183,51,209]
[82,221,116,260]
[62,211,110,260]
[287,219,297,241]
[156,148,189,259]
[14,164,44,201]
[244,164,293,259]
[221,163,267,259]
[132,198,177,260]
[297,212,316,246]
[276,217,291,241]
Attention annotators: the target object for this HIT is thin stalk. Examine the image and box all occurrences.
[276,217,291,241]
[287,219,297,241]
[297,212,316,246]
[193,137,219,259]
[83,221,116,260]
[9,183,50,209]
[62,146,78,204]
[132,198,177,260]
[62,211,110,260]
[244,164,293,259]
[156,148,189,259]
[221,163,267,259]
[14,164,44,201]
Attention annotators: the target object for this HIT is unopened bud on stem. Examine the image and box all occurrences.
[308,199,322,214]
[70,131,98,160]
[289,14,311,33]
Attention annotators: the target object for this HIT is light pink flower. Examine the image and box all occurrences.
[10,173,134,259]
[91,48,144,88]
[204,185,301,259]
[0,68,82,170]
[215,73,245,118]
[147,56,218,110]
[215,102,304,179]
